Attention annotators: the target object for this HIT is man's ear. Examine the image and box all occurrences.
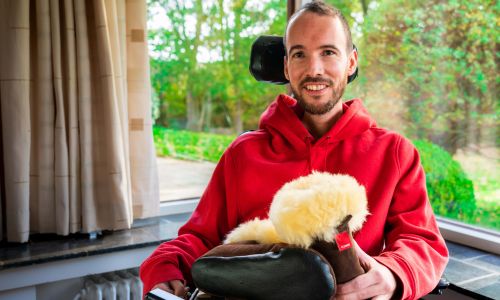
[348,49,358,76]
[284,56,290,80]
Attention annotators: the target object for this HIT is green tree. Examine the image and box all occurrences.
[204,0,287,132]
[148,0,209,131]
[149,0,287,133]
[360,0,498,154]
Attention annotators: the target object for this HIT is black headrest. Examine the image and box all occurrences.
[249,35,358,85]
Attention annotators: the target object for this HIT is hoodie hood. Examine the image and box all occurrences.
[259,94,375,152]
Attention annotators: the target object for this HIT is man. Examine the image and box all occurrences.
[140,1,448,299]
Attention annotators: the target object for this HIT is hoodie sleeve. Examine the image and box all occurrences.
[139,150,238,294]
[373,137,449,300]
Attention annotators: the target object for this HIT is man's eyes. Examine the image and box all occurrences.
[291,50,336,58]
[291,52,304,58]
[323,50,336,56]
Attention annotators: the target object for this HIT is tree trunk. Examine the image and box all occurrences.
[406,83,425,140]
[444,99,459,154]
[185,0,204,132]
[157,100,170,127]
[204,93,212,131]
[360,0,368,16]
[186,90,200,131]
[231,0,245,134]
[234,100,243,134]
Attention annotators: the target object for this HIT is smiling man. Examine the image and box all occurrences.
[140,2,448,299]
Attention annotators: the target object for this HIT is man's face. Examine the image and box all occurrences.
[284,12,357,115]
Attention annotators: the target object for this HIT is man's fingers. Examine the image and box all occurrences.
[151,281,187,298]
[337,280,389,300]
[352,240,374,272]
[336,241,397,300]
[169,280,187,297]
[336,273,376,294]
[352,239,371,262]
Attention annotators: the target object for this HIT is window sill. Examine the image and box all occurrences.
[159,197,200,216]
[436,217,500,256]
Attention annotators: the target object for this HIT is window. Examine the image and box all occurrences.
[148,0,498,234]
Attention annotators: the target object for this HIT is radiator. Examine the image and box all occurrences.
[73,268,143,300]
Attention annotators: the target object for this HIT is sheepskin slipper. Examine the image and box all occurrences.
[270,172,368,248]
[191,246,335,300]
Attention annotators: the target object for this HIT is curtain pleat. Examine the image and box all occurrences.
[62,0,81,234]
[32,0,55,233]
[50,0,71,235]
[91,0,131,231]
[74,0,95,232]
[0,0,159,242]
[0,0,31,242]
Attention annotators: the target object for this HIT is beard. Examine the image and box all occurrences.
[291,75,347,115]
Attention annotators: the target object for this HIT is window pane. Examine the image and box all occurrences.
[325,0,498,231]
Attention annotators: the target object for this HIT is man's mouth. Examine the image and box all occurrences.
[299,77,333,94]
[304,84,328,91]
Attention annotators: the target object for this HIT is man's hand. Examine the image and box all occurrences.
[335,242,398,300]
[152,280,189,299]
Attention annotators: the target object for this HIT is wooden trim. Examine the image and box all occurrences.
[287,0,296,20]
[0,83,5,242]
[288,0,311,19]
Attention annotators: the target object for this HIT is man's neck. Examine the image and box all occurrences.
[301,101,343,140]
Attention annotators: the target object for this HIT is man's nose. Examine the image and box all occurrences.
[305,56,325,77]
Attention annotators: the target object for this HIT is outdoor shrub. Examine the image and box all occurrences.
[153,126,235,162]
[413,139,476,222]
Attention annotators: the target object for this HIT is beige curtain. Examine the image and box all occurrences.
[0,0,159,243]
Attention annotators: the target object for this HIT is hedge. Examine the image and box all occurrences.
[414,139,476,223]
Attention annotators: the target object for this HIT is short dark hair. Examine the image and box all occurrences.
[284,1,353,52]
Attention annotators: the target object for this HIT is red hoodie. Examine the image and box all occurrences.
[140,94,448,300]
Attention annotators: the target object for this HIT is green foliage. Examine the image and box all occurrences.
[454,151,500,230]
[148,0,497,148]
[413,140,477,223]
[474,198,500,231]
[148,0,287,132]
[153,126,235,162]
[361,0,498,153]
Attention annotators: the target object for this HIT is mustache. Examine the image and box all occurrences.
[300,76,334,87]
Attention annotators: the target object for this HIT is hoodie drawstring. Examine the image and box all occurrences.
[305,136,312,172]
[307,136,332,172]
[324,136,330,170]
